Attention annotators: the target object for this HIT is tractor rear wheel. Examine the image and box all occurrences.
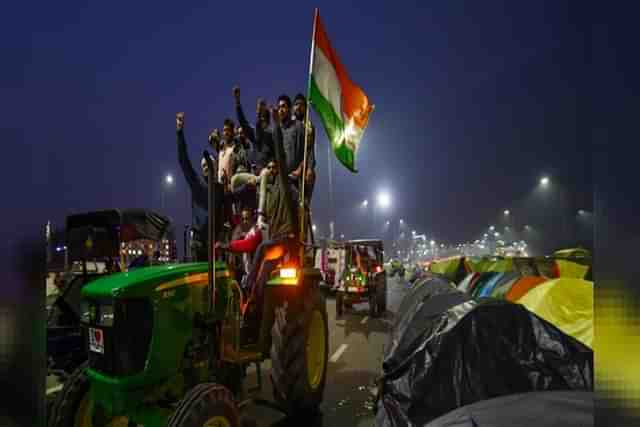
[167,383,239,427]
[48,361,133,427]
[270,286,328,416]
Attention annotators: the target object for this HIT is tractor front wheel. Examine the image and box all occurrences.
[271,287,329,416]
[48,361,132,427]
[167,383,239,427]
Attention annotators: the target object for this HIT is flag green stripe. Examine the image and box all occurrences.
[309,77,358,173]
[309,77,343,148]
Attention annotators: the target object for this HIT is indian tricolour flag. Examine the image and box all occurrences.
[307,10,374,173]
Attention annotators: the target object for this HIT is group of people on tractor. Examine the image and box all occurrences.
[176,86,316,299]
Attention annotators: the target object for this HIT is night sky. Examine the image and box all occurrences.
[2,1,592,256]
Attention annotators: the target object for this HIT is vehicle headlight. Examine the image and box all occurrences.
[99,304,114,326]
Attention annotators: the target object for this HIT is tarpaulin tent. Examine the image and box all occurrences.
[377,293,593,426]
[483,257,513,272]
[476,272,506,298]
[478,271,521,298]
[517,278,594,348]
[555,259,590,279]
[534,257,559,279]
[469,272,500,297]
[422,391,594,427]
[457,272,480,292]
[489,272,521,299]
[505,276,548,302]
[429,257,468,283]
[464,257,490,273]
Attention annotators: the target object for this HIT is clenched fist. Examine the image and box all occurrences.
[176,112,185,131]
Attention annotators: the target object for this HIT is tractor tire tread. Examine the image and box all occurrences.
[48,360,90,427]
[270,288,327,416]
[167,383,239,427]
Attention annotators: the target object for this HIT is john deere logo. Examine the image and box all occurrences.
[85,237,93,249]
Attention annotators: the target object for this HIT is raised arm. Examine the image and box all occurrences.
[233,86,256,143]
[176,112,207,205]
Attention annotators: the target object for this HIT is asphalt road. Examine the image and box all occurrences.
[47,274,412,427]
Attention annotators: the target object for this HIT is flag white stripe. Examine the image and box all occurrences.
[312,47,343,122]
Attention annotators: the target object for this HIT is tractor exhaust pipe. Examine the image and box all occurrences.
[203,150,216,315]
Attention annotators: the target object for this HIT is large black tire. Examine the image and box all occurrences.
[168,383,239,427]
[48,361,128,427]
[270,286,329,416]
[336,291,344,317]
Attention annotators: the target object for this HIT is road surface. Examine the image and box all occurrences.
[47,274,412,426]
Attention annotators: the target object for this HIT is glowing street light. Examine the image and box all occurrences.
[161,173,174,210]
[362,199,369,208]
[504,209,510,216]
[430,240,435,246]
[540,176,550,186]
[377,192,391,209]
[312,224,317,232]
[385,220,390,226]
[489,225,495,231]
[399,219,404,224]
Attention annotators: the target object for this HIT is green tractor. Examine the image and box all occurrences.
[48,153,329,427]
[335,240,387,318]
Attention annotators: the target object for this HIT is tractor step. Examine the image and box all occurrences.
[221,346,262,364]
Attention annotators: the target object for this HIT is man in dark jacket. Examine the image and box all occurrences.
[176,112,225,261]
[292,93,316,202]
[233,86,274,176]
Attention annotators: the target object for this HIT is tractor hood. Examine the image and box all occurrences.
[81,262,226,299]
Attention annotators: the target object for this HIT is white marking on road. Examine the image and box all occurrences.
[47,384,63,395]
[329,344,348,363]
[361,316,369,324]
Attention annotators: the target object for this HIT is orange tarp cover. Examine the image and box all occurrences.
[505,276,548,302]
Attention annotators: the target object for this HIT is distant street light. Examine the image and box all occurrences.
[161,173,174,211]
[340,234,345,239]
[430,240,435,246]
[399,219,404,224]
[540,176,550,186]
[504,209,510,216]
[312,224,317,232]
[377,192,391,209]
[489,225,495,231]
[385,220,390,226]
[362,199,369,208]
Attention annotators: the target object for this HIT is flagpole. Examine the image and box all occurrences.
[300,8,319,256]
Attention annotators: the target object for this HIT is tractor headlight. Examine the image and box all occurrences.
[98,304,114,326]
[280,268,297,279]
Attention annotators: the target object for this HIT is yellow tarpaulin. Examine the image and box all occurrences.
[517,278,594,348]
[430,257,461,279]
[484,258,513,273]
[555,259,590,279]
[464,258,491,273]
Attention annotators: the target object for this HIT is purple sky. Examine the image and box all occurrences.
[2,1,592,255]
